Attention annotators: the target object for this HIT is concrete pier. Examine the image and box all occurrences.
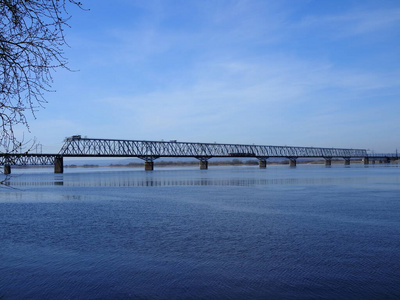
[54,156,64,173]
[4,164,11,175]
[200,160,208,170]
[259,159,267,168]
[145,161,154,171]
[289,158,297,167]
[344,158,351,165]
[325,158,332,166]
[363,157,369,165]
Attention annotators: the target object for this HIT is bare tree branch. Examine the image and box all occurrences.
[0,0,83,152]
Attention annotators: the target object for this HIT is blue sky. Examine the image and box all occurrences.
[22,0,400,153]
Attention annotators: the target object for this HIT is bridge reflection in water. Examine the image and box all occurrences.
[4,167,395,188]
[4,177,356,187]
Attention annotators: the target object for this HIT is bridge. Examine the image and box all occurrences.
[0,136,398,174]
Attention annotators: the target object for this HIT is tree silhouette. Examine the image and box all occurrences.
[0,0,83,152]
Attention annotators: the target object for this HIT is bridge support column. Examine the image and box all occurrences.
[4,164,11,175]
[344,158,351,165]
[54,156,64,174]
[324,158,332,166]
[145,161,154,171]
[259,159,267,169]
[363,157,369,165]
[288,157,297,167]
[196,157,211,170]
[200,160,208,170]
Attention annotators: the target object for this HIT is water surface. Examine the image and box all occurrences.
[1,164,399,299]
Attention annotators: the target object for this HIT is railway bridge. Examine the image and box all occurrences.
[0,136,398,174]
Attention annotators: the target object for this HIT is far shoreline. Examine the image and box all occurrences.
[9,158,398,170]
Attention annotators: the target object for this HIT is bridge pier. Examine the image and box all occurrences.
[363,157,369,165]
[288,157,297,167]
[139,156,159,171]
[145,161,154,171]
[344,158,351,165]
[324,158,332,166]
[196,157,211,170]
[4,164,11,175]
[259,159,267,169]
[199,160,208,170]
[54,156,64,173]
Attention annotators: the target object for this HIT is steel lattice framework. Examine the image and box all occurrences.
[59,137,368,160]
[0,154,59,166]
[1,137,398,168]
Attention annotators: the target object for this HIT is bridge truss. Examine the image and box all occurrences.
[1,137,398,173]
[0,154,59,166]
[59,137,368,160]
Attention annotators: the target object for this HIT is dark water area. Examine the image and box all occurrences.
[1,164,400,299]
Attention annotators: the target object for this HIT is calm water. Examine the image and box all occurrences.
[1,164,399,299]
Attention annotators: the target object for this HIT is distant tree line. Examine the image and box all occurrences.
[108,159,259,167]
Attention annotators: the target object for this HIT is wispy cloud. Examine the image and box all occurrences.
[27,0,400,152]
[298,7,400,38]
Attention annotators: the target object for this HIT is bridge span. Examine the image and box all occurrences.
[1,136,398,174]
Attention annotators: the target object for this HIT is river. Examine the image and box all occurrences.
[1,164,399,299]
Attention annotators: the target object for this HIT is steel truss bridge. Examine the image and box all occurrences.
[59,137,368,159]
[0,153,60,166]
[0,136,398,173]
